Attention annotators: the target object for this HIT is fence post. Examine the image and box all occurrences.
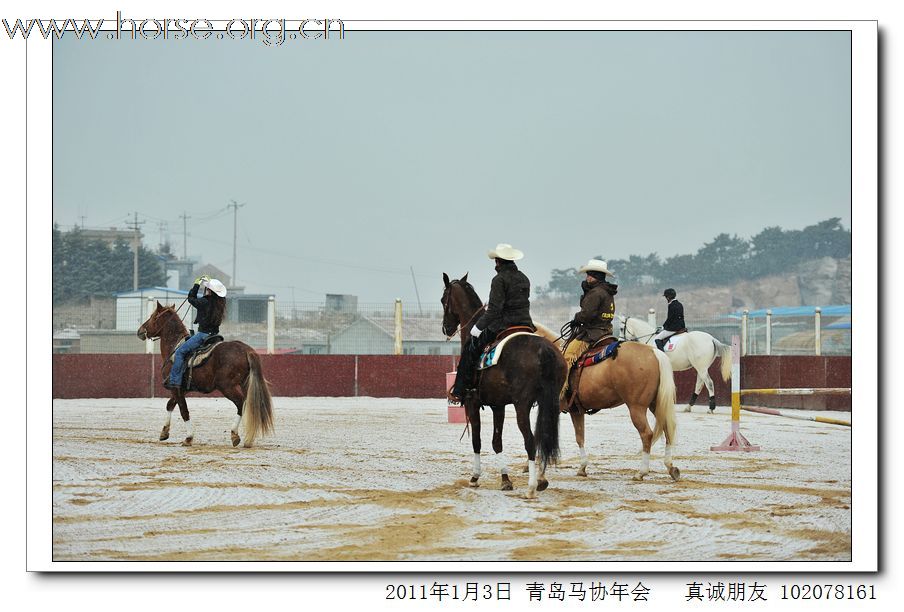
[711,335,760,451]
[267,296,275,355]
[814,307,822,356]
[741,309,748,357]
[647,308,656,329]
[765,309,772,356]
[394,298,403,355]
[145,298,156,354]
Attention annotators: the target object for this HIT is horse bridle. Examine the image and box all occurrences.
[621,317,656,343]
[442,281,485,341]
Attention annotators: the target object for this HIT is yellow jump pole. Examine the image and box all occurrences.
[712,335,760,451]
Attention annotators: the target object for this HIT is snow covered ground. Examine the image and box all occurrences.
[52,397,851,562]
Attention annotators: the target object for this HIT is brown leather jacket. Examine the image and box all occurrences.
[572,280,617,342]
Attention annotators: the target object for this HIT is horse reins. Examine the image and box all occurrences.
[621,318,656,343]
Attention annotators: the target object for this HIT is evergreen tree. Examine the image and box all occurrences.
[52,225,167,304]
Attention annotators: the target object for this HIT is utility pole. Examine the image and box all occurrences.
[126,212,145,291]
[179,212,190,259]
[228,200,246,288]
[410,266,423,315]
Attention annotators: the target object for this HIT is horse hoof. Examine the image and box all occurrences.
[524,489,537,500]
[231,432,241,447]
[159,427,170,441]
[500,478,513,492]
[181,437,193,447]
[469,477,480,488]
[669,466,681,481]
[536,479,549,492]
[243,442,253,449]
[577,467,588,477]
[633,473,646,481]
[522,464,529,473]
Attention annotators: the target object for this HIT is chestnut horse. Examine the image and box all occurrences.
[563,338,680,481]
[137,302,274,448]
[442,273,566,498]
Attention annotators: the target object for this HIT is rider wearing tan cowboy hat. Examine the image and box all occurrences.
[561,259,618,399]
[448,243,535,404]
[165,275,228,390]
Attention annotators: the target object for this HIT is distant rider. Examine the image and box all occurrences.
[654,288,685,351]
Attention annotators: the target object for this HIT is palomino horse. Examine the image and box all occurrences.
[563,338,680,481]
[137,302,274,447]
[442,273,566,498]
[619,316,731,413]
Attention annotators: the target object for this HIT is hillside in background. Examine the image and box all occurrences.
[534,254,852,322]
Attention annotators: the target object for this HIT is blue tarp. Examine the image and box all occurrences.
[726,305,851,318]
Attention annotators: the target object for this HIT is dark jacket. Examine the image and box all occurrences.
[475,261,534,333]
[573,280,617,342]
[188,283,222,335]
[663,299,685,331]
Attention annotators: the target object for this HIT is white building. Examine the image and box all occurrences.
[115,287,190,331]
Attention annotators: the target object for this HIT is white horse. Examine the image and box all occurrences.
[618,316,731,413]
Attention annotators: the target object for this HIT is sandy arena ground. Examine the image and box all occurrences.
[52,397,852,562]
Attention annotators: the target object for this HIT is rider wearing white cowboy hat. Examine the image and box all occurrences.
[561,259,619,399]
[164,275,228,390]
[448,243,535,403]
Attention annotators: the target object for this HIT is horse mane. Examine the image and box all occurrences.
[626,316,653,333]
[533,322,562,348]
[157,305,189,339]
[454,279,483,312]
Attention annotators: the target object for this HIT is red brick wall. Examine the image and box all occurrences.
[51,354,851,410]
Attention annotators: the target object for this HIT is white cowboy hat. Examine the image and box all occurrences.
[487,243,524,261]
[579,259,614,276]
[202,278,228,297]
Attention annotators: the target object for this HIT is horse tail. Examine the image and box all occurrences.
[242,350,274,447]
[714,338,732,382]
[651,348,677,446]
[533,322,562,348]
[533,342,562,467]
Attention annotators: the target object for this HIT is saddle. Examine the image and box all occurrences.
[564,337,620,414]
[477,326,536,370]
[657,329,688,352]
[169,335,225,391]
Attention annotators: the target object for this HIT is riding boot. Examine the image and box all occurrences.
[451,337,481,401]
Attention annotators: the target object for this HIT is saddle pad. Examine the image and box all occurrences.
[478,332,535,370]
[664,334,686,352]
[577,340,620,369]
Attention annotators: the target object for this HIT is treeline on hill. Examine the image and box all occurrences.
[53,225,167,304]
[539,218,851,299]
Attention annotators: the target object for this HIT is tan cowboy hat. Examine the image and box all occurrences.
[579,259,614,276]
[202,278,228,297]
[487,243,524,261]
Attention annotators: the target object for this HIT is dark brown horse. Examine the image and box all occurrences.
[442,273,566,498]
[137,302,274,448]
